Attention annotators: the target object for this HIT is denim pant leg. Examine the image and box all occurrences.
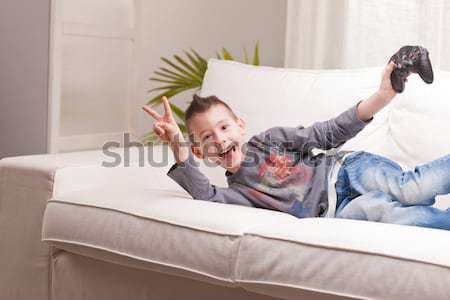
[336,190,450,230]
[339,151,450,206]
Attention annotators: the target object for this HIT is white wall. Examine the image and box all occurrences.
[0,0,286,155]
[43,0,287,153]
[0,0,50,158]
[133,0,287,140]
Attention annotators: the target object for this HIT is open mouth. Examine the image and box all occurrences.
[219,143,237,159]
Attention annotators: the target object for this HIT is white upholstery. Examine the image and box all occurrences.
[42,186,450,300]
[2,59,450,300]
[0,146,176,300]
[42,188,296,285]
[200,59,450,209]
[200,59,386,142]
[236,218,450,300]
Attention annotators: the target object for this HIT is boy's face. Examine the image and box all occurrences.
[189,105,246,174]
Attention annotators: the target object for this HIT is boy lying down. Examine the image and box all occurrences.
[143,62,450,231]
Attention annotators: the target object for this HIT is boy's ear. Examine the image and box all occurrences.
[191,145,204,159]
[237,118,246,133]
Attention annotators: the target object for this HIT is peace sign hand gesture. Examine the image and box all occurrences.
[143,96,189,163]
[142,96,185,145]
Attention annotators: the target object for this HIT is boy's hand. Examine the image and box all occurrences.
[356,62,398,122]
[143,96,189,163]
[377,62,397,103]
[142,96,185,145]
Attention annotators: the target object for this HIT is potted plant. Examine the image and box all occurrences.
[142,41,260,143]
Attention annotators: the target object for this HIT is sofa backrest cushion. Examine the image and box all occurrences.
[200,59,450,182]
[200,59,384,141]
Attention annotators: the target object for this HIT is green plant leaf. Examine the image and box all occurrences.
[244,47,249,64]
[149,77,188,85]
[253,40,260,66]
[151,70,190,82]
[146,87,194,106]
[170,103,185,121]
[173,54,203,79]
[177,122,187,132]
[156,67,200,87]
[222,47,234,60]
[190,48,208,67]
[161,57,202,84]
[148,84,197,93]
[155,68,189,82]
[183,50,207,76]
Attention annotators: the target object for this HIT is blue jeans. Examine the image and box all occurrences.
[335,151,450,230]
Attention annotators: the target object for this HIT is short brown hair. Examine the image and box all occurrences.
[185,94,237,142]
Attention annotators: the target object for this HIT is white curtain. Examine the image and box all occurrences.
[285,0,450,70]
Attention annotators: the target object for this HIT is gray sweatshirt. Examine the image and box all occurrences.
[167,102,372,218]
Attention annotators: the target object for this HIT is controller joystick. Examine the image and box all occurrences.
[389,45,433,93]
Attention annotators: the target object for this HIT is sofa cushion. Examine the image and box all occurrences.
[41,187,296,286]
[198,59,391,194]
[200,59,386,141]
[42,187,450,300]
[235,218,450,300]
[340,70,450,209]
[341,70,450,167]
[388,70,450,165]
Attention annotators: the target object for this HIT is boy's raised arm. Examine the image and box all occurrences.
[253,63,397,153]
[356,62,397,121]
[258,102,372,152]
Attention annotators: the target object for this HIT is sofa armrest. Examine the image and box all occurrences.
[0,145,177,299]
[1,145,182,197]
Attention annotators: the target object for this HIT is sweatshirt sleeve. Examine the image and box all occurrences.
[251,101,372,153]
[166,149,255,207]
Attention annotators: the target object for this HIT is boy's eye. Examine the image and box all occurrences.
[203,135,210,141]
[222,125,229,130]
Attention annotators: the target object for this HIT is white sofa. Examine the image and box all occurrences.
[1,59,450,300]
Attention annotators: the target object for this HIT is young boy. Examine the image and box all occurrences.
[143,62,450,231]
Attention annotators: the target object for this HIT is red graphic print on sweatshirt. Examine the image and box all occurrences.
[258,149,312,186]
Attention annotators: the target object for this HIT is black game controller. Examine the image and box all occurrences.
[389,45,434,93]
